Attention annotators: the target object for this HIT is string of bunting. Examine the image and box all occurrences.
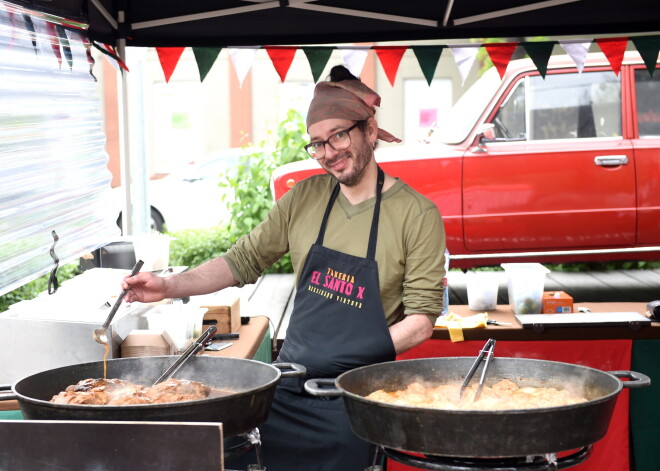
[145,36,660,86]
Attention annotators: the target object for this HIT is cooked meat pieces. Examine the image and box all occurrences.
[146,379,211,403]
[50,378,213,405]
[366,379,587,410]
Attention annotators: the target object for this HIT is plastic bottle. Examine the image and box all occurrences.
[442,249,450,316]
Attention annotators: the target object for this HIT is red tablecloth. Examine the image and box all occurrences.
[389,339,632,471]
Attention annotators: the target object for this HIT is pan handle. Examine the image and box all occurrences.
[304,378,343,397]
[608,370,652,388]
[273,362,306,378]
[0,384,17,401]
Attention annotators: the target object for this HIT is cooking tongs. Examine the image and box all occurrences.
[459,338,496,401]
[93,259,144,345]
[152,325,217,386]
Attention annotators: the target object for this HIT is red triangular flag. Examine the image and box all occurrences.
[373,46,407,86]
[484,42,518,79]
[595,37,628,76]
[156,47,185,83]
[265,46,298,82]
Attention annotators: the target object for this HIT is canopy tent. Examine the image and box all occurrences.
[10,0,660,236]
[13,0,660,47]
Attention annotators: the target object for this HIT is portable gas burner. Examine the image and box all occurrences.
[224,428,267,471]
[382,445,592,471]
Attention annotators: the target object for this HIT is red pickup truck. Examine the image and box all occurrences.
[271,52,660,269]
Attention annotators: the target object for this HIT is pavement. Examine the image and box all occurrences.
[447,268,660,306]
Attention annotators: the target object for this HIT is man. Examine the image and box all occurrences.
[123,65,446,470]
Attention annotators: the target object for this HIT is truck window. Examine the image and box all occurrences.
[634,69,660,137]
[492,71,621,141]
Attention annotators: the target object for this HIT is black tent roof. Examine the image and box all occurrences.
[12,0,660,47]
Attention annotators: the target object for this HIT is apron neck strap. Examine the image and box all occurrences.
[316,167,385,261]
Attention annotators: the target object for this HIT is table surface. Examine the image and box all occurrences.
[434,302,660,341]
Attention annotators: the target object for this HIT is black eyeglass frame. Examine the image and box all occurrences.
[304,121,364,160]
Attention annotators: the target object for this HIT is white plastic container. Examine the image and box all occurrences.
[130,233,173,272]
[146,303,207,351]
[501,263,550,314]
[466,271,499,311]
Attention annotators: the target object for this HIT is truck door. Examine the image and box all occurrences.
[462,69,636,252]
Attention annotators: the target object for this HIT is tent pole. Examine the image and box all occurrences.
[117,37,134,236]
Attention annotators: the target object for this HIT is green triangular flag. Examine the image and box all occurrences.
[302,47,335,82]
[192,47,223,82]
[411,46,444,85]
[521,41,556,78]
[632,35,660,76]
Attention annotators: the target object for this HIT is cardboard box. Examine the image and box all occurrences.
[542,291,573,313]
[201,293,241,334]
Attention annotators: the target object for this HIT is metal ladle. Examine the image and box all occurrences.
[92,259,144,344]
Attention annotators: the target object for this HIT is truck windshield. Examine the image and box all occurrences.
[431,68,501,144]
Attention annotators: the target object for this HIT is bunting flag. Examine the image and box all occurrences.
[521,41,556,78]
[559,40,592,73]
[449,46,480,84]
[484,42,518,79]
[412,45,444,85]
[632,35,660,76]
[595,37,628,76]
[93,42,129,72]
[341,47,370,78]
[373,46,407,86]
[228,46,259,87]
[192,47,222,82]
[302,46,334,82]
[155,47,185,83]
[264,46,298,82]
[44,22,62,68]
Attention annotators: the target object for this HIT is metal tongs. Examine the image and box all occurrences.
[93,259,144,344]
[152,325,217,386]
[459,338,496,401]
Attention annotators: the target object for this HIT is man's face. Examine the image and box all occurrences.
[307,118,375,187]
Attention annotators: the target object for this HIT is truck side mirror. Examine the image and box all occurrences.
[473,123,496,153]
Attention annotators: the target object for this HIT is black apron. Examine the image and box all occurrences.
[227,168,395,471]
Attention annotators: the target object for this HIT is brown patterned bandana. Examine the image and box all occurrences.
[306,80,401,143]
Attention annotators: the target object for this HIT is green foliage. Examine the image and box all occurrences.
[168,226,233,269]
[220,109,309,273]
[0,263,81,312]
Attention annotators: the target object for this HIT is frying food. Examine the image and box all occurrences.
[366,379,587,410]
[50,378,230,405]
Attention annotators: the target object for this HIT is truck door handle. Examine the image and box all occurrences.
[594,155,628,166]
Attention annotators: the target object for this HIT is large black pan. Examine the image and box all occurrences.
[0,356,305,437]
[305,357,650,457]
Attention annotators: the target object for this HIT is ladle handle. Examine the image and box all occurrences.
[101,259,144,330]
[152,325,217,386]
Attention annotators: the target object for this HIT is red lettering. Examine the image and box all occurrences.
[357,286,366,299]
[310,271,321,285]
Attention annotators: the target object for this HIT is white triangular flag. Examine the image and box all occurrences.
[449,46,480,85]
[228,46,260,87]
[341,47,370,78]
[559,41,592,73]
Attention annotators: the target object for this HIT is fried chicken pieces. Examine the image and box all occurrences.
[366,378,587,410]
[50,378,213,405]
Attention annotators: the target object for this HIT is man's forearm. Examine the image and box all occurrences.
[165,256,237,298]
[389,313,434,355]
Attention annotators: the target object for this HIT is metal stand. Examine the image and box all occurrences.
[382,445,592,471]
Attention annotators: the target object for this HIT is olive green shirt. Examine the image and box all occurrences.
[224,174,447,325]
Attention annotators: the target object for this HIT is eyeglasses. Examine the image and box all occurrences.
[304,121,363,160]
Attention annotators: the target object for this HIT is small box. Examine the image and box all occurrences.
[542,291,573,313]
[200,293,241,334]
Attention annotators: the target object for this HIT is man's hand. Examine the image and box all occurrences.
[122,272,169,303]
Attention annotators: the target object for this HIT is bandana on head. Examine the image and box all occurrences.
[306,80,401,143]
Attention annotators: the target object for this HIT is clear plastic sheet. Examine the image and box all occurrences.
[0,2,120,297]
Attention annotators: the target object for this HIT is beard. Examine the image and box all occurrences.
[322,136,373,187]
